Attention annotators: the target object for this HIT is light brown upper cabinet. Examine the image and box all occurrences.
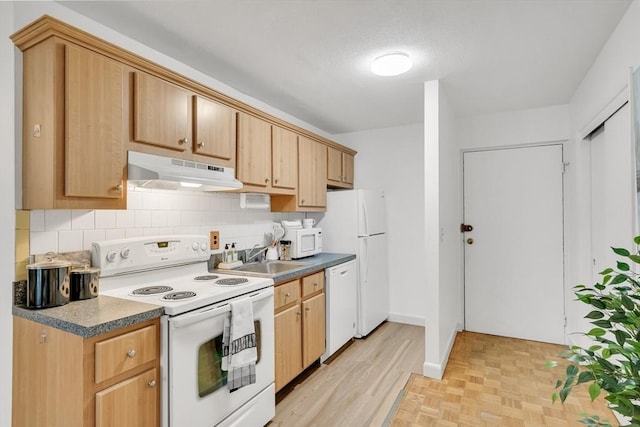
[237,112,272,188]
[237,113,298,195]
[131,72,236,168]
[19,38,126,209]
[327,146,354,189]
[271,126,298,191]
[193,96,236,163]
[133,72,192,152]
[298,136,328,208]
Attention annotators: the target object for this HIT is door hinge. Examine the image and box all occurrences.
[564,316,567,327]
[562,162,570,174]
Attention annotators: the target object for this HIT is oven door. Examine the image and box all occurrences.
[167,287,274,427]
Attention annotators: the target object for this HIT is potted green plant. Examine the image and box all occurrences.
[548,237,640,426]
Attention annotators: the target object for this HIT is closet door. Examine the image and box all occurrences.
[591,103,634,280]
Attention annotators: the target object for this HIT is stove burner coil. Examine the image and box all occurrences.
[162,291,197,301]
[215,278,250,286]
[194,275,219,281]
[132,285,174,295]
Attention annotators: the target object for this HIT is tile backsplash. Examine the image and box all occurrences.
[28,185,305,257]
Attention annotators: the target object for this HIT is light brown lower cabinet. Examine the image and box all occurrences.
[274,271,325,392]
[12,317,160,427]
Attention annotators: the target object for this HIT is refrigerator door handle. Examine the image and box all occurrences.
[361,195,369,236]
[361,237,368,285]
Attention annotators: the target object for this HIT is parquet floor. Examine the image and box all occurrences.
[390,331,616,426]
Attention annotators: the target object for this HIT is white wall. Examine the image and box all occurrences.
[1,3,15,426]
[437,84,461,371]
[334,123,425,325]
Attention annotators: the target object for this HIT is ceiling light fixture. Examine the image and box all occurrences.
[370,52,412,77]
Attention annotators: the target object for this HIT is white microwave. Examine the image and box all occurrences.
[284,227,322,259]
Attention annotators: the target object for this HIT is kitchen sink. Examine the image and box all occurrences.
[217,260,307,277]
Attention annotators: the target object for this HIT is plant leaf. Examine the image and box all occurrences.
[628,254,640,264]
[588,382,601,401]
[585,311,605,319]
[617,261,630,271]
[633,235,640,245]
[587,328,606,337]
[577,371,595,384]
[611,274,628,285]
[621,295,635,310]
[612,247,631,256]
[599,268,614,275]
[559,386,571,402]
[566,365,579,377]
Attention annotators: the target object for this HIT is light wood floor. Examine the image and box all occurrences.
[271,324,616,427]
[389,331,615,426]
[270,322,425,426]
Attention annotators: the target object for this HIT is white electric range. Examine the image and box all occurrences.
[92,235,275,427]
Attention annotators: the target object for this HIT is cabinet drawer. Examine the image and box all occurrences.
[275,279,301,312]
[95,325,157,383]
[302,272,324,298]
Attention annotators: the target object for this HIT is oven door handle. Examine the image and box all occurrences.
[169,287,274,329]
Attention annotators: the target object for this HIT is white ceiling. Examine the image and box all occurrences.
[59,0,632,135]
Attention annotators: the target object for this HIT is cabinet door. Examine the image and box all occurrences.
[193,96,236,164]
[65,44,125,199]
[237,112,272,187]
[95,368,159,427]
[272,126,298,190]
[133,72,191,151]
[342,152,354,185]
[274,304,302,391]
[327,146,343,184]
[298,136,327,208]
[302,293,325,368]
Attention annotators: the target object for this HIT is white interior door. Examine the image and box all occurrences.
[463,145,565,344]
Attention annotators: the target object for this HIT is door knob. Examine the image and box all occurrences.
[460,224,473,232]
[467,238,474,245]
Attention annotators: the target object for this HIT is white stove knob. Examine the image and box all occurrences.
[106,251,117,262]
[192,242,199,251]
[200,242,208,251]
[120,248,131,259]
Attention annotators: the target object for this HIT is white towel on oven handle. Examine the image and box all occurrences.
[222,297,257,371]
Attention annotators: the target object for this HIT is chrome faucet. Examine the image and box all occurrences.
[244,244,267,263]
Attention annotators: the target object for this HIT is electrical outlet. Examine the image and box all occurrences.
[210,231,220,249]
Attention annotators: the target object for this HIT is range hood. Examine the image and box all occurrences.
[127,151,243,191]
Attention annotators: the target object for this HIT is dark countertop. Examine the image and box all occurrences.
[12,253,355,338]
[215,252,356,284]
[12,296,164,338]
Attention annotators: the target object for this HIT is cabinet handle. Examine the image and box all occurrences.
[178,137,189,145]
[265,178,270,184]
[148,380,157,388]
[297,311,301,316]
[305,307,310,311]
[314,282,318,287]
[197,141,205,148]
[114,183,123,192]
[275,178,279,184]
[127,349,137,358]
[301,199,305,205]
[285,292,290,298]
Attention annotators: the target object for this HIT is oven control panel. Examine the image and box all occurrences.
[92,235,210,277]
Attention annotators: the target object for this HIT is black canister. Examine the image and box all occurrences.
[26,257,71,309]
[70,264,100,300]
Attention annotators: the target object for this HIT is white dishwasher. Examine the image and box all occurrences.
[321,260,357,362]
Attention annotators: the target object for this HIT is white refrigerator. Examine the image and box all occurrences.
[320,189,389,337]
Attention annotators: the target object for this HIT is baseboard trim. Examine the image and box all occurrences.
[388,312,425,327]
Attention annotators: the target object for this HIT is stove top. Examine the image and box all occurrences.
[93,235,274,315]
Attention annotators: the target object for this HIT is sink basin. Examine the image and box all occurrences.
[217,261,307,277]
